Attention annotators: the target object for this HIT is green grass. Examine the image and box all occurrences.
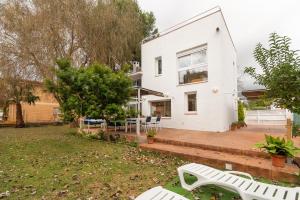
[0,125,270,199]
[165,174,240,200]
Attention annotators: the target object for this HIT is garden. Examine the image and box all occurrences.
[0,125,241,200]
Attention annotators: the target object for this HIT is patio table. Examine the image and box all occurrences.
[81,118,105,130]
[109,120,126,132]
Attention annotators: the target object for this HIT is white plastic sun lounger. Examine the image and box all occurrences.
[178,163,300,200]
[135,186,189,200]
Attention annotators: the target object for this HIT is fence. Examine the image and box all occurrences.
[245,109,288,125]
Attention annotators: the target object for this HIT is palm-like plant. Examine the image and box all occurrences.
[256,135,300,157]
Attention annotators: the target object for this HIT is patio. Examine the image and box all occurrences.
[154,125,290,152]
[137,125,300,183]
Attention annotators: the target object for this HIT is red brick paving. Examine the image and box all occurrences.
[155,125,289,151]
[139,125,300,183]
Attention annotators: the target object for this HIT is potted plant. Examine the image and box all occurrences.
[147,129,157,144]
[231,122,238,131]
[238,121,247,128]
[256,135,300,167]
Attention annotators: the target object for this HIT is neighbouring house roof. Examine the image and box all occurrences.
[142,6,236,51]
[242,89,266,100]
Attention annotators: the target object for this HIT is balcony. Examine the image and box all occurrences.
[128,66,142,80]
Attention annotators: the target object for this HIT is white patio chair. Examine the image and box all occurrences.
[178,163,300,200]
[135,186,189,200]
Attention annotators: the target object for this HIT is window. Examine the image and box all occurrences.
[155,57,162,75]
[150,100,171,117]
[186,93,197,112]
[185,92,197,114]
[178,46,207,84]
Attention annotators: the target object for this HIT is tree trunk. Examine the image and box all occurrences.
[16,102,25,128]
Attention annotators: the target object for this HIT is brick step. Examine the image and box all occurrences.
[140,142,300,184]
[154,137,270,159]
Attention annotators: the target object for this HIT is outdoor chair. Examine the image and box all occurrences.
[135,186,189,200]
[141,116,152,132]
[151,116,161,131]
[178,163,300,200]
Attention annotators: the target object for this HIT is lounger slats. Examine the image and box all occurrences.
[135,186,189,200]
[178,163,299,200]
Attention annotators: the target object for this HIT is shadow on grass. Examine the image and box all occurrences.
[165,174,241,200]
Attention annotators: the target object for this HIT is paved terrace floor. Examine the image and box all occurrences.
[154,125,300,151]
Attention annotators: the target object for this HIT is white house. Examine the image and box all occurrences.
[130,7,238,132]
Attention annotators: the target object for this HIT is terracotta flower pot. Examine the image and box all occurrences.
[231,126,237,131]
[271,155,286,167]
[147,137,154,144]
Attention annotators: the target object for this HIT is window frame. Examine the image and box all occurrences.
[177,45,208,85]
[185,92,197,114]
[155,56,162,76]
[150,100,171,118]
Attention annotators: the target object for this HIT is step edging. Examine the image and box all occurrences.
[140,143,299,184]
[154,137,270,159]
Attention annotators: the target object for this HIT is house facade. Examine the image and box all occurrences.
[5,84,60,124]
[131,7,238,132]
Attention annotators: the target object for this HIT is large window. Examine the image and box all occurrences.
[155,57,162,75]
[150,100,171,117]
[178,46,207,84]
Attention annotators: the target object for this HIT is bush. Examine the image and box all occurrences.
[238,101,245,122]
[256,135,300,157]
[147,129,157,138]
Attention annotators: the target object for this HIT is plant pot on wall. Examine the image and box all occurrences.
[146,129,157,144]
[147,137,154,144]
[231,122,237,131]
[271,155,286,167]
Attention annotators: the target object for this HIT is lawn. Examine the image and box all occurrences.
[0,125,239,199]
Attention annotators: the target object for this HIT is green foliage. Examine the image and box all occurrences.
[231,122,238,127]
[292,124,300,137]
[238,101,245,122]
[245,33,300,114]
[45,59,132,122]
[248,99,273,110]
[147,129,157,138]
[104,104,126,122]
[126,108,138,118]
[256,135,300,157]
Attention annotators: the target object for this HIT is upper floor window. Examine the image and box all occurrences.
[155,56,162,76]
[177,46,207,85]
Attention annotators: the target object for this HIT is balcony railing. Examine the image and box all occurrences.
[128,66,142,74]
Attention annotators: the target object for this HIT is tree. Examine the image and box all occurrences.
[0,0,157,79]
[245,33,300,114]
[0,0,155,126]
[0,72,39,127]
[45,59,132,124]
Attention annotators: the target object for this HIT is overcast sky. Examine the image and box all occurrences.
[138,0,300,89]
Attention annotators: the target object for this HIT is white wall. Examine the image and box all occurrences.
[141,9,237,132]
[245,109,288,125]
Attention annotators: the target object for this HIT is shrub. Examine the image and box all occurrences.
[256,135,300,157]
[238,101,245,122]
[147,129,157,138]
